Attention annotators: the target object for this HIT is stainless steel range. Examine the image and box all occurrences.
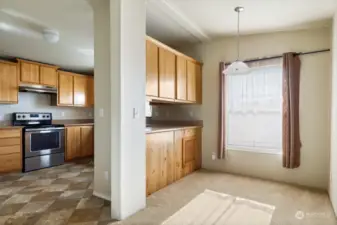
[12,112,65,172]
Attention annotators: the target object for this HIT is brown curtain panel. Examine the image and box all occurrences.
[218,62,226,159]
[282,53,302,169]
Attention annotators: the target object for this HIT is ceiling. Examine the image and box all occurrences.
[0,0,336,73]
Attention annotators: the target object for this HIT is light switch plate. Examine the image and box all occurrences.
[99,108,104,117]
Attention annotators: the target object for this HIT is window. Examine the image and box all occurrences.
[225,63,282,154]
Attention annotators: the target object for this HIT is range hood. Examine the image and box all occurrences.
[19,83,57,94]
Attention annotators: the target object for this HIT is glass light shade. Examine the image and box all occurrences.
[224,60,250,75]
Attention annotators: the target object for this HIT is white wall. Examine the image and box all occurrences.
[93,0,146,220]
[330,13,337,214]
[0,92,93,122]
[179,28,332,189]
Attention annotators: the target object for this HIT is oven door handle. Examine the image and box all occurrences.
[25,127,64,132]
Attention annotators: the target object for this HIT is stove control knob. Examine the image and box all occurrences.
[17,115,21,118]
[46,115,50,118]
[22,115,26,118]
[42,115,46,118]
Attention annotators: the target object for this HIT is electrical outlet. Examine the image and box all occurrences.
[212,152,216,160]
[61,112,65,117]
[189,111,194,118]
[88,112,93,117]
[104,171,109,181]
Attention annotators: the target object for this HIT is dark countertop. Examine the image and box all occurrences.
[53,119,94,127]
[146,125,201,134]
[0,125,23,129]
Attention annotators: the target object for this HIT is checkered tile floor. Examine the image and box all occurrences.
[0,159,116,225]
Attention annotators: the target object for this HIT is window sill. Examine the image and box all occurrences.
[227,148,282,156]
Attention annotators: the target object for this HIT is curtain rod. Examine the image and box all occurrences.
[225,48,330,66]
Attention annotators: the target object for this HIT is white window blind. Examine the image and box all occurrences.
[225,64,282,154]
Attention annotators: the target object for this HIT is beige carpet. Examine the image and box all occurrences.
[161,189,275,225]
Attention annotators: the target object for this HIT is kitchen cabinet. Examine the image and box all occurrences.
[176,56,187,101]
[159,48,176,99]
[146,36,202,104]
[146,40,159,97]
[80,126,94,157]
[65,125,94,161]
[187,61,202,103]
[146,127,201,196]
[74,75,87,106]
[18,59,58,86]
[40,66,58,87]
[87,77,94,107]
[65,126,81,161]
[58,71,74,106]
[187,61,197,102]
[0,128,22,172]
[0,61,18,104]
[57,71,94,107]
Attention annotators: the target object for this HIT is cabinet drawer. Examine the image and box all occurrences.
[0,138,21,147]
[0,129,21,138]
[0,153,21,172]
[0,145,21,155]
[184,129,196,137]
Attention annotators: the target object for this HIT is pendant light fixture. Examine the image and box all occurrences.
[224,6,249,75]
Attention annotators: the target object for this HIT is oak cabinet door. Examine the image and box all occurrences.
[159,48,176,99]
[174,130,183,181]
[176,56,187,101]
[80,126,94,157]
[0,62,18,103]
[74,76,87,106]
[195,63,202,104]
[86,77,94,107]
[40,66,58,87]
[20,61,40,84]
[165,132,175,185]
[182,135,197,176]
[146,40,159,97]
[146,133,162,195]
[66,127,81,160]
[187,61,197,102]
[58,72,74,105]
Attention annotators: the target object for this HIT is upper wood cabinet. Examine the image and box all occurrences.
[87,77,94,107]
[176,56,187,101]
[0,61,18,104]
[187,61,197,102]
[146,36,202,104]
[58,71,74,106]
[18,59,58,86]
[74,75,87,106]
[146,40,159,97]
[159,48,176,99]
[40,66,58,87]
[57,71,94,107]
[20,61,39,84]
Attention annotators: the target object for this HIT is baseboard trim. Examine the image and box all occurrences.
[93,191,111,201]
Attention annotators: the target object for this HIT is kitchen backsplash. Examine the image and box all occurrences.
[0,92,94,121]
[151,104,202,121]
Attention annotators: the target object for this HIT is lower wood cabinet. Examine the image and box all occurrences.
[146,127,201,196]
[0,128,22,173]
[65,125,94,161]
